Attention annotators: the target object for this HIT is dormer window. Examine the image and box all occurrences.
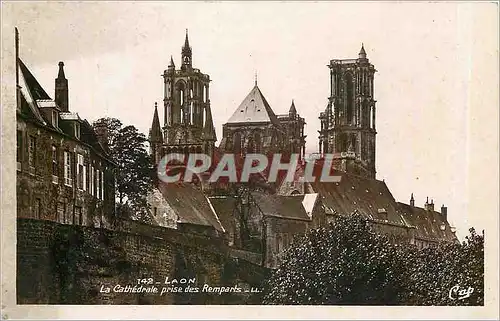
[74,122,80,139]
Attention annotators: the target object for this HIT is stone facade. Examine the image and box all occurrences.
[318,45,377,179]
[17,218,266,304]
[16,44,115,228]
[218,82,306,158]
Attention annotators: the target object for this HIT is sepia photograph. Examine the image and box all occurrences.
[1,1,498,319]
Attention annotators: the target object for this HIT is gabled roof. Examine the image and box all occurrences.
[311,172,408,227]
[226,85,281,126]
[251,192,315,221]
[157,182,225,233]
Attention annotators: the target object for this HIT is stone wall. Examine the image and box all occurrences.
[17,218,267,305]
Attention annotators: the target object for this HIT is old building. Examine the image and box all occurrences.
[218,80,306,158]
[318,44,377,179]
[15,29,115,227]
[149,30,217,165]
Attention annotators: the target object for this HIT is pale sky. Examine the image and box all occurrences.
[2,1,498,241]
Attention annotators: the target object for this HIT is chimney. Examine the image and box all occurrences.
[93,119,109,153]
[441,204,448,220]
[424,197,434,211]
[410,193,415,207]
[55,61,69,112]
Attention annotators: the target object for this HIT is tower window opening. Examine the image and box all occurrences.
[190,102,194,125]
[346,73,354,123]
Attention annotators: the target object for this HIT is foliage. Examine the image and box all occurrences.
[262,214,484,306]
[94,118,154,223]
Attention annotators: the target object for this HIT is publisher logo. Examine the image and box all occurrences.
[448,285,474,301]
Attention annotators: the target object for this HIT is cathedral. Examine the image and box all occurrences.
[149,30,217,166]
[318,44,377,179]
[147,37,457,269]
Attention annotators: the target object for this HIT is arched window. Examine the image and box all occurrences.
[202,85,206,103]
[369,105,374,129]
[362,100,369,128]
[254,132,261,153]
[203,108,206,126]
[190,102,194,125]
[345,73,354,123]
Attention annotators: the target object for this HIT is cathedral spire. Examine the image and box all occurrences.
[289,99,297,114]
[359,43,367,59]
[181,29,192,68]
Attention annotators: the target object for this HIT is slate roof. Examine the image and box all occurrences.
[157,182,225,232]
[311,172,409,227]
[396,202,456,242]
[310,171,457,242]
[226,85,281,127]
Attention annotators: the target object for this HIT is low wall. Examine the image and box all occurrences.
[17,218,267,304]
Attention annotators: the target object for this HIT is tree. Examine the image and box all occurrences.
[94,118,154,223]
[262,214,406,305]
[262,214,484,306]
[402,228,484,306]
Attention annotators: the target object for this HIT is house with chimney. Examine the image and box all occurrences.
[15,28,116,227]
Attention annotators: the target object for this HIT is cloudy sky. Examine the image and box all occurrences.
[2,1,498,240]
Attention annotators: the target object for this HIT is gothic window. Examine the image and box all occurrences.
[363,100,369,128]
[190,102,194,125]
[234,132,242,154]
[345,73,354,123]
[369,105,374,129]
[254,132,261,153]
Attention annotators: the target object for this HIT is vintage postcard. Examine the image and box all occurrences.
[1,1,499,319]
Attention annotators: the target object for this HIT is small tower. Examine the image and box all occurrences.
[410,193,415,207]
[358,43,367,60]
[55,61,69,112]
[149,102,163,165]
[156,30,215,159]
[289,99,297,118]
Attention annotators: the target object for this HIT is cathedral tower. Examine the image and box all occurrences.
[318,44,377,178]
[150,30,216,165]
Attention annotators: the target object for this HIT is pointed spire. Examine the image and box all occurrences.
[410,193,415,206]
[184,28,190,48]
[289,99,297,114]
[57,61,66,79]
[410,193,414,201]
[150,102,163,143]
[202,106,216,141]
[169,55,175,67]
[359,43,367,59]
[254,71,258,86]
[181,29,192,67]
